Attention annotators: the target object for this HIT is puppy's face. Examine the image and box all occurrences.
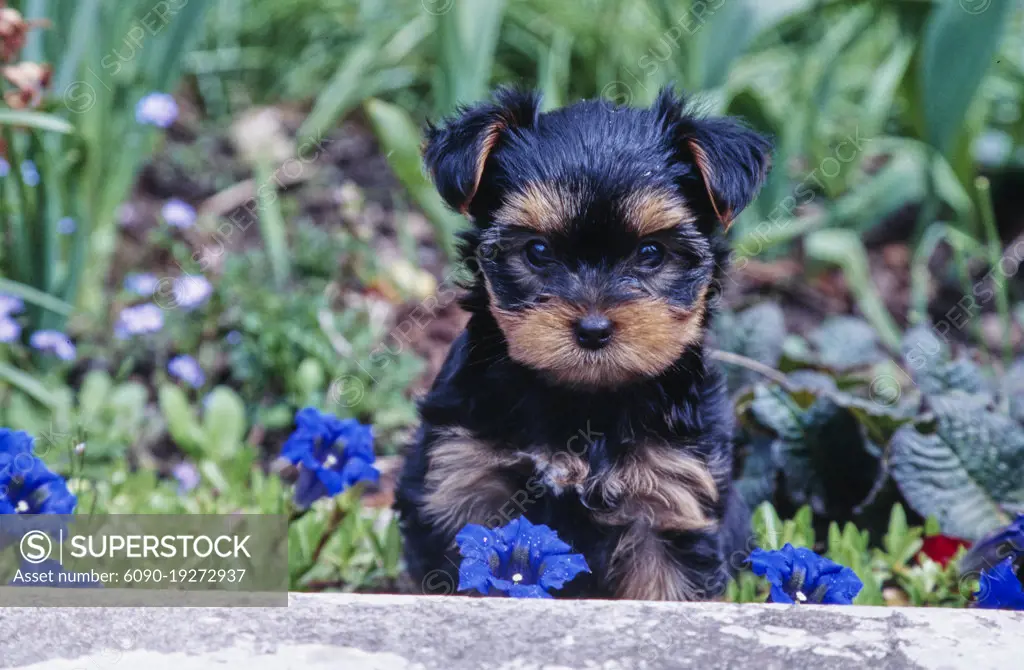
[424,88,771,389]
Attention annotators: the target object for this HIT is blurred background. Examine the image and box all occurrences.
[1,0,1023,603]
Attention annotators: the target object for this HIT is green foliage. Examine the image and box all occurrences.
[1,369,152,478]
[722,300,1024,544]
[158,384,248,463]
[732,502,969,607]
[1,0,213,321]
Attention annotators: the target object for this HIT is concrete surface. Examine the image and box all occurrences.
[0,593,1022,669]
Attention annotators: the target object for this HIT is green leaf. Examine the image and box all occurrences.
[752,501,783,550]
[0,110,75,134]
[77,370,113,424]
[713,302,786,392]
[297,35,382,140]
[804,229,901,350]
[1004,358,1024,425]
[363,98,464,258]
[807,316,885,371]
[0,279,74,316]
[0,362,57,408]
[253,157,291,288]
[201,386,248,462]
[157,384,205,456]
[890,392,1024,540]
[919,0,1014,156]
[901,325,989,397]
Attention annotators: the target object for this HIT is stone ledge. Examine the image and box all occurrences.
[1,593,1022,669]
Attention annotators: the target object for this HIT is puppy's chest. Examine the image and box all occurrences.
[515,432,722,533]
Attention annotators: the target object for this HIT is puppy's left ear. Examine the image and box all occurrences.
[655,87,772,230]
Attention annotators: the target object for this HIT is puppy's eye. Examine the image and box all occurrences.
[524,239,555,269]
[636,242,665,268]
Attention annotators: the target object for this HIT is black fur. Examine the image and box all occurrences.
[396,87,771,599]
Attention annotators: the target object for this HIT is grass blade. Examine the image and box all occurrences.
[0,278,74,316]
[254,157,292,289]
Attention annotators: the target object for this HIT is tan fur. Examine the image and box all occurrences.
[610,527,700,600]
[687,139,733,229]
[493,182,582,234]
[491,288,708,388]
[592,442,718,532]
[421,428,529,534]
[460,121,505,214]
[525,449,591,495]
[592,442,719,601]
[620,187,697,236]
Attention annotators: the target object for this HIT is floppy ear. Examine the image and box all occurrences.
[654,87,772,230]
[423,88,541,215]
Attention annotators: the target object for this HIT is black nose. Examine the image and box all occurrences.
[574,314,613,350]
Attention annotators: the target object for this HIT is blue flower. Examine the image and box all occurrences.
[0,429,77,516]
[748,544,863,605]
[20,160,39,187]
[975,557,1024,610]
[226,330,242,345]
[0,294,24,315]
[172,275,212,310]
[135,92,178,128]
[171,461,200,494]
[57,217,76,235]
[961,514,1024,577]
[279,407,379,507]
[0,158,9,177]
[124,272,159,297]
[28,330,76,361]
[161,198,196,229]
[114,303,164,339]
[0,317,20,343]
[168,355,205,388]
[456,517,590,598]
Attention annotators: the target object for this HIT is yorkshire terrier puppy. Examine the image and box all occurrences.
[395,87,771,600]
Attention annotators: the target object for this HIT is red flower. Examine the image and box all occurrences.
[920,535,971,567]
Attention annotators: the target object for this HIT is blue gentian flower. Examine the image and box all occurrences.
[172,275,212,310]
[0,429,77,515]
[114,303,164,339]
[0,317,20,343]
[135,92,178,128]
[226,330,242,345]
[124,272,159,297]
[0,158,9,177]
[961,514,1024,578]
[168,355,205,388]
[161,198,196,229]
[748,544,863,605]
[975,557,1024,610]
[28,330,76,361]
[0,294,24,315]
[20,160,39,187]
[57,217,76,235]
[456,517,590,598]
[279,407,379,507]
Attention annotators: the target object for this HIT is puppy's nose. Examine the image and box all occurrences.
[574,314,613,350]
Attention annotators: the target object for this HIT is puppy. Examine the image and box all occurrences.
[395,87,771,600]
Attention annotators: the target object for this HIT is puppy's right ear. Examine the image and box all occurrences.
[423,88,541,214]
